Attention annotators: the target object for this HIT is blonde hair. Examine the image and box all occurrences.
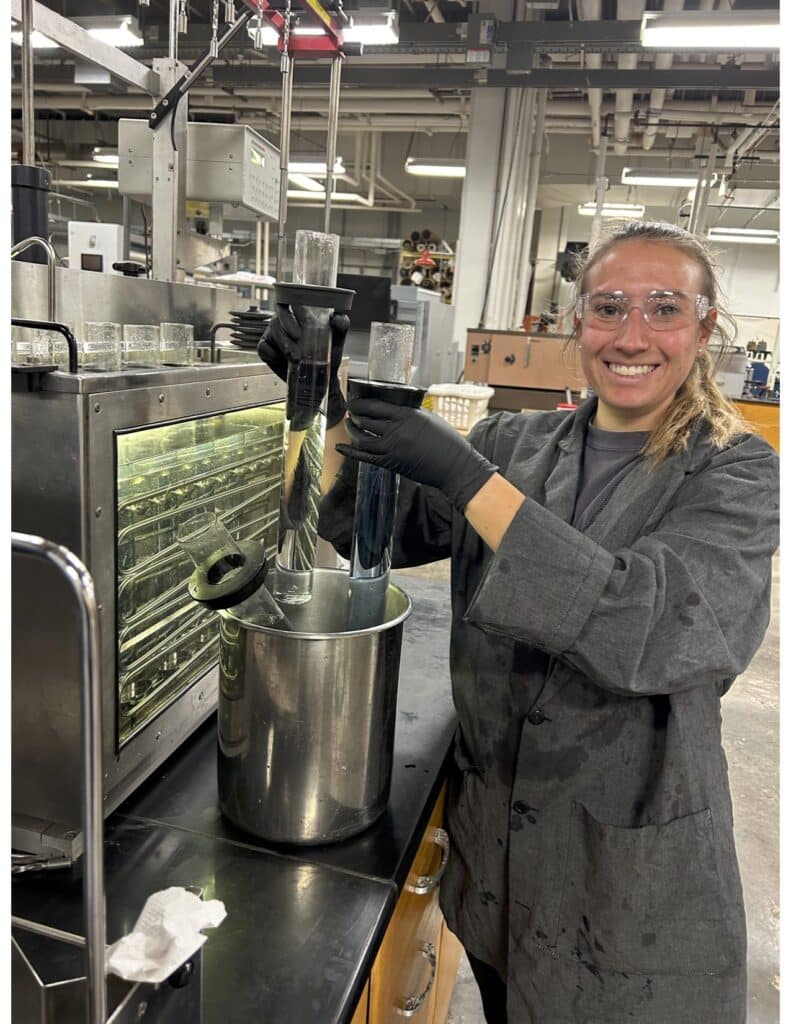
[568,221,748,464]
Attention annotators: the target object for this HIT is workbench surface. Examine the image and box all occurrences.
[12,573,457,1024]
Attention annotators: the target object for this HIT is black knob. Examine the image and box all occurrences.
[504,353,516,365]
[168,959,195,989]
[527,709,546,726]
[481,341,492,354]
[112,260,146,278]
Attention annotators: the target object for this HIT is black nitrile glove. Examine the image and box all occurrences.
[257,303,350,428]
[336,398,498,512]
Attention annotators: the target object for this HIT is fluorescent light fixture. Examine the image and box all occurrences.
[287,189,366,203]
[343,10,399,45]
[93,147,119,166]
[10,29,59,48]
[288,157,346,175]
[578,202,645,218]
[641,10,779,50]
[52,179,119,189]
[287,173,325,192]
[707,227,779,245]
[245,19,280,45]
[12,15,144,48]
[405,157,466,178]
[621,167,716,189]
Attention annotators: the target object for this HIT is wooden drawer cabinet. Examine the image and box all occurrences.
[362,785,463,1024]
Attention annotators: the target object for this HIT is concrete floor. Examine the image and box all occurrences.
[398,553,780,1024]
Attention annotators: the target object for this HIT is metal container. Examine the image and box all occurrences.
[217,568,412,844]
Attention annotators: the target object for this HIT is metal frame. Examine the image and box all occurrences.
[12,533,107,1024]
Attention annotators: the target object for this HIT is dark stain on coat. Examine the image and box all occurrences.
[679,612,695,626]
[510,814,524,832]
[686,592,701,606]
[480,890,498,905]
[641,932,657,947]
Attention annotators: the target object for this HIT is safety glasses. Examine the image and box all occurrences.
[575,290,711,332]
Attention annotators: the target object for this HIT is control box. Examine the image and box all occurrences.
[67,222,125,274]
[118,120,281,221]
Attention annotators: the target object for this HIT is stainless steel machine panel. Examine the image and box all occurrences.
[119,119,281,221]
[11,262,241,341]
[12,362,286,853]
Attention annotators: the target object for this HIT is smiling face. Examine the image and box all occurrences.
[577,239,715,431]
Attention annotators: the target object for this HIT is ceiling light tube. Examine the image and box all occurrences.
[578,202,645,218]
[10,29,59,49]
[93,148,120,166]
[707,228,779,245]
[405,157,466,178]
[286,190,365,203]
[287,173,325,192]
[641,11,779,50]
[288,157,345,175]
[621,168,716,188]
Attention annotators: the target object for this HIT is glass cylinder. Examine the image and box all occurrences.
[273,230,339,605]
[81,321,122,372]
[160,322,195,366]
[347,329,418,626]
[176,511,291,629]
[367,322,416,385]
[293,229,340,288]
[176,511,246,577]
[122,324,160,369]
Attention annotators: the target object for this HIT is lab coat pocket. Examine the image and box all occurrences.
[553,801,733,976]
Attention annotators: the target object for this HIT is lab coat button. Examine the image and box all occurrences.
[527,709,546,726]
[513,800,528,814]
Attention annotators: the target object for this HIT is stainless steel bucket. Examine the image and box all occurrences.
[216,568,412,844]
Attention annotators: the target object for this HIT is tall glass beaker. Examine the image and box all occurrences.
[273,230,340,605]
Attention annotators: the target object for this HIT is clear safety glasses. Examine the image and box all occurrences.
[575,290,711,332]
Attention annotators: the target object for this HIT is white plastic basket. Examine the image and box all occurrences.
[427,383,495,432]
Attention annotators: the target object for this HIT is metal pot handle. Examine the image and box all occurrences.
[11,533,107,1024]
[405,827,449,895]
[396,940,437,1017]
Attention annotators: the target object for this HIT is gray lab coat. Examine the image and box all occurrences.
[318,398,779,1023]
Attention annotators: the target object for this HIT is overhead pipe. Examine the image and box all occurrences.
[577,0,602,148]
[642,0,684,151]
[613,0,645,156]
[511,89,547,330]
[20,0,35,164]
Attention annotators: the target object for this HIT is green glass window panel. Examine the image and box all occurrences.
[115,403,285,744]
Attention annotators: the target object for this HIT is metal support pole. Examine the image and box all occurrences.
[276,52,294,279]
[323,54,343,234]
[169,0,179,61]
[20,0,35,164]
[122,195,131,261]
[11,533,106,1024]
[693,144,718,237]
[255,217,262,303]
[589,134,609,251]
[151,57,187,281]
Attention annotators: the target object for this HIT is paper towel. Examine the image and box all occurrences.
[106,886,226,984]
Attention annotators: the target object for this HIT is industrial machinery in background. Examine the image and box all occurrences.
[400,228,455,303]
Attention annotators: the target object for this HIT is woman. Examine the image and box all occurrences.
[263,221,779,1022]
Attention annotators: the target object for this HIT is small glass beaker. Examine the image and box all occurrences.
[12,327,56,365]
[367,322,416,385]
[122,324,160,369]
[160,322,195,365]
[81,321,122,372]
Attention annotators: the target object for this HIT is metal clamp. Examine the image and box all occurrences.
[396,940,437,1017]
[12,533,107,1024]
[405,827,449,895]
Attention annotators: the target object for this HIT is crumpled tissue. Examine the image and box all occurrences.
[106,886,226,985]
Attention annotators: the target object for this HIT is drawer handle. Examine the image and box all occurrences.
[524,340,532,368]
[405,827,449,895]
[396,940,437,1017]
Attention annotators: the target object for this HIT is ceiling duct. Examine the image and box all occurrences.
[642,0,684,151]
[614,0,645,156]
[577,0,602,148]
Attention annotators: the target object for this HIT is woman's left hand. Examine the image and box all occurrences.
[336,397,497,511]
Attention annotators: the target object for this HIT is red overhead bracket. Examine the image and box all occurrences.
[239,0,346,56]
